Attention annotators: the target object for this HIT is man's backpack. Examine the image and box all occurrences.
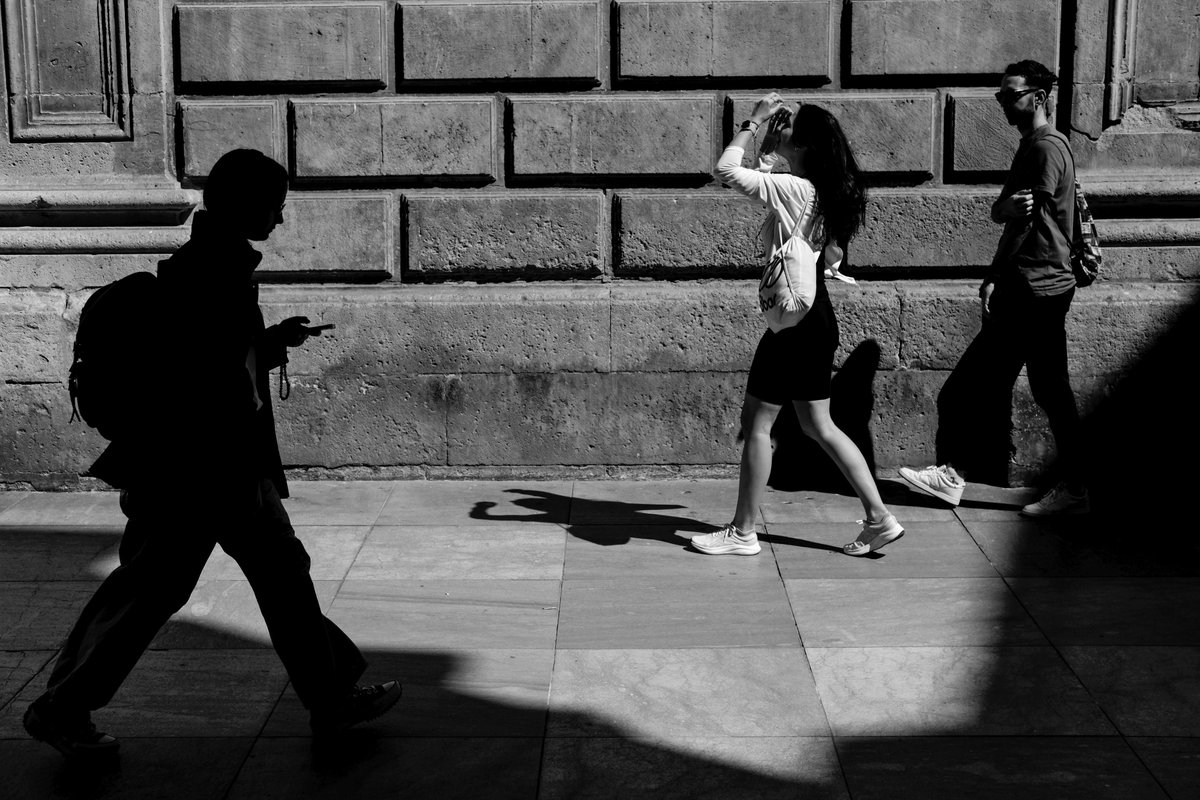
[68,271,161,441]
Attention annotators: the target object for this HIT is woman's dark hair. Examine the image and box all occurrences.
[1003,60,1057,94]
[203,149,289,220]
[790,105,866,247]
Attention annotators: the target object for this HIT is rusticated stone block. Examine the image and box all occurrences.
[610,282,901,372]
[0,290,70,382]
[0,254,164,290]
[849,0,1059,77]
[897,283,984,369]
[1067,284,1195,376]
[406,192,604,278]
[728,93,935,175]
[615,191,761,276]
[273,375,446,465]
[0,382,104,485]
[854,190,998,268]
[1073,126,1200,171]
[292,98,496,180]
[870,369,943,469]
[618,1,830,79]
[947,92,1020,174]
[510,95,715,176]
[400,3,599,81]
[258,193,394,278]
[448,371,743,465]
[179,101,283,179]
[258,284,611,376]
[176,3,386,85]
[1102,246,1200,283]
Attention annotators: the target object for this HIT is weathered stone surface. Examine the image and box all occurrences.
[848,0,1060,77]
[273,375,446,466]
[0,382,103,487]
[870,369,943,470]
[400,3,599,81]
[0,188,198,227]
[0,290,70,382]
[179,101,283,179]
[0,254,164,290]
[615,191,762,276]
[292,98,496,179]
[947,92,1020,174]
[855,191,999,268]
[405,192,603,278]
[448,371,743,465]
[1102,246,1200,283]
[176,3,386,85]
[258,285,611,376]
[1074,109,1200,170]
[618,1,830,79]
[610,282,901,372]
[1067,283,1197,376]
[1133,0,1200,105]
[898,283,985,370]
[0,227,188,255]
[728,93,936,175]
[510,95,715,176]
[257,193,394,278]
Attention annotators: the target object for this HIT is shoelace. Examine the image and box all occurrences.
[350,684,385,700]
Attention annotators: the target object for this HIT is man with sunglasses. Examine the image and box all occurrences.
[900,60,1089,517]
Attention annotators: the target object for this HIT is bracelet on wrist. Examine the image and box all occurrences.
[739,119,760,133]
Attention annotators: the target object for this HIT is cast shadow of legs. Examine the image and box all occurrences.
[768,339,880,494]
[470,488,713,547]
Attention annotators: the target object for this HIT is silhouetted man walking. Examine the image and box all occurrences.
[25,149,400,759]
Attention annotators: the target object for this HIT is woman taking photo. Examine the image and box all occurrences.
[690,92,903,558]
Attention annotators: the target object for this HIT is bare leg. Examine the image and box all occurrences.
[793,398,889,521]
[731,393,783,533]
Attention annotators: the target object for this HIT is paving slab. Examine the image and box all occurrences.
[836,736,1168,800]
[0,738,255,800]
[0,491,122,526]
[539,736,849,800]
[348,524,566,580]
[263,648,553,738]
[0,651,52,709]
[768,520,997,578]
[0,491,30,515]
[1126,737,1200,800]
[150,580,340,649]
[0,525,123,581]
[379,480,572,526]
[0,581,101,649]
[808,646,1115,736]
[1058,646,1200,736]
[227,736,543,800]
[764,483,961,524]
[548,648,829,738]
[329,579,561,650]
[556,576,800,649]
[1008,578,1200,645]
[786,578,1047,646]
[562,525,780,580]
[282,480,395,526]
[569,480,742,528]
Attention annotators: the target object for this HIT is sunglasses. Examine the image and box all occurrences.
[995,88,1038,105]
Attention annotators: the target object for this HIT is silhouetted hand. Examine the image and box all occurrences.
[274,316,334,348]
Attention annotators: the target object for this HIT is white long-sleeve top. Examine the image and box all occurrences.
[715,145,826,261]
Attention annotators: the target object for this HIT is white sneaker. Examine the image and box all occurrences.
[1021,484,1090,517]
[899,465,966,506]
[691,524,761,556]
[843,514,905,556]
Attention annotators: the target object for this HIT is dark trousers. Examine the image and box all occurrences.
[44,479,365,713]
[935,285,1083,485]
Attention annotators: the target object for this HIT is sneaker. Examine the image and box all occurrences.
[899,465,966,506]
[1021,484,1090,517]
[310,680,402,736]
[691,524,761,556]
[23,696,119,759]
[843,514,905,556]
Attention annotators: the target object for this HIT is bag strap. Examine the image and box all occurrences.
[1042,132,1082,244]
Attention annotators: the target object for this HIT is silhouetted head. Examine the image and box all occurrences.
[774,104,866,248]
[998,59,1056,127]
[203,149,289,241]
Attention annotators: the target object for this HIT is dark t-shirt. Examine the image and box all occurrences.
[991,125,1076,296]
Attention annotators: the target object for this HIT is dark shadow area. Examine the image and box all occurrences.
[767,339,881,493]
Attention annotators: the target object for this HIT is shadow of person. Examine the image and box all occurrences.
[471,488,713,548]
[768,340,881,494]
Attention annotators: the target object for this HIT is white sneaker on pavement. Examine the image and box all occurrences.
[1021,484,1090,517]
[843,514,905,556]
[899,465,966,506]
[691,524,761,556]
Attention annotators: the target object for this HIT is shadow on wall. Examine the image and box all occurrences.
[767,339,881,494]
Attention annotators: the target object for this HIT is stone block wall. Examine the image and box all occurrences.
[2,0,1198,488]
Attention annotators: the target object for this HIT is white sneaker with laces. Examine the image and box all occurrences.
[899,465,966,506]
[691,524,761,556]
[843,514,905,556]
[1021,484,1090,517]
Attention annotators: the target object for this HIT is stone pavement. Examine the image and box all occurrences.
[1,479,1197,799]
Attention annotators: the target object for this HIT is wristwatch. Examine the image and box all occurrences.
[739,119,760,133]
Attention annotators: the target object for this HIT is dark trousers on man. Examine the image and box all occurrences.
[43,479,365,714]
[935,283,1083,485]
